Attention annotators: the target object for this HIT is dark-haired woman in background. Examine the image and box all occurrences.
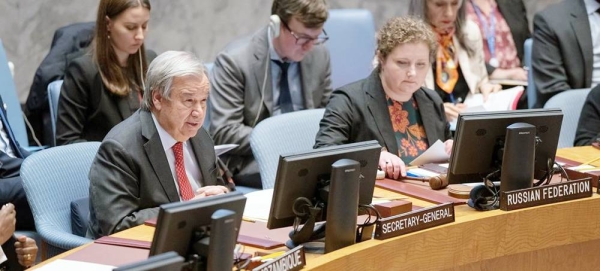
[314,17,452,179]
[56,0,155,145]
[466,0,530,81]
[409,0,501,122]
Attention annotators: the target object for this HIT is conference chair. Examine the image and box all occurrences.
[543,88,591,148]
[21,142,100,258]
[0,39,43,151]
[524,38,536,108]
[47,79,63,146]
[250,108,325,189]
[324,9,376,89]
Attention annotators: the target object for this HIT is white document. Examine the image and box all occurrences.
[0,246,6,265]
[214,144,238,156]
[243,188,274,222]
[34,259,115,271]
[463,86,524,111]
[409,140,450,166]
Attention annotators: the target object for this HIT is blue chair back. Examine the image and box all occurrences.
[524,38,536,108]
[543,88,591,148]
[324,9,376,89]
[48,80,63,145]
[250,109,325,189]
[0,39,29,147]
[21,142,100,258]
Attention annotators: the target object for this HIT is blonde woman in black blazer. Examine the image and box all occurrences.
[315,17,452,180]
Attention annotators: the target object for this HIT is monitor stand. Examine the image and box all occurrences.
[286,159,361,254]
[184,209,237,271]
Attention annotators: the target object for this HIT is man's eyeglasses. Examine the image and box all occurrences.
[281,21,328,46]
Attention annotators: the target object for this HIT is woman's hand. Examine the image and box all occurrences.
[479,83,502,101]
[15,235,37,267]
[444,139,454,156]
[443,102,466,122]
[490,67,528,81]
[379,151,406,179]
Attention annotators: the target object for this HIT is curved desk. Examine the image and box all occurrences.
[30,147,600,270]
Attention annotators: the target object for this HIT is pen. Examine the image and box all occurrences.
[449,93,456,105]
[242,217,256,223]
[406,171,420,178]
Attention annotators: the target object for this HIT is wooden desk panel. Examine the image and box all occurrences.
[557,146,600,166]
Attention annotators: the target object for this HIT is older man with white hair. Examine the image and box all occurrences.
[87,51,229,238]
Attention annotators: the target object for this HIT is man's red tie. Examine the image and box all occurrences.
[173,142,195,201]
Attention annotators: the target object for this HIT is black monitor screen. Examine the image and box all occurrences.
[448,109,563,184]
[149,192,246,262]
[267,140,381,229]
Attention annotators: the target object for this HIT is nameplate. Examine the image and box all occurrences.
[374,203,455,240]
[499,178,593,211]
[253,245,305,271]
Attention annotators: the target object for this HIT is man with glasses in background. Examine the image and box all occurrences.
[210,0,332,188]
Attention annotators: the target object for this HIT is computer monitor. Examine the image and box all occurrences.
[113,251,184,271]
[448,109,563,185]
[149,192,246,271]
[268,140,380,230]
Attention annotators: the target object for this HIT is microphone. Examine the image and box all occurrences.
[400,175,448,190]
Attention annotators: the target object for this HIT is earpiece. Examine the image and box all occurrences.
[467,184,498,211]
[138,49,146,92]
[269,14,281,38]
[252,14,281,127]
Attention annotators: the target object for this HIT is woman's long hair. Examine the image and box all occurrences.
[93,0,151,97]
[408,0,475,57]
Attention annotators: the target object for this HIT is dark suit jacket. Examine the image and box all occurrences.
[87,110,226,238]
[486,0,530,74]
[25,22,94,114]
[0,95,28,178]
[56,51,156,145]
[575,85,600,146]
[532,0,591,107]
[314,71,452,154]
[210,26,332,179]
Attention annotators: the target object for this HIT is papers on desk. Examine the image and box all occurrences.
[449,86,524,130]
[35,259,115,271]
[463,86,524,112]
[243,189,274,222]
[409,140,449,166]
[214,144,238,156]
[489,79,528,86]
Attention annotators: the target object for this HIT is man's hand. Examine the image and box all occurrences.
[0,203,16,244]
[15,235,37,267]
[193,185,229,199]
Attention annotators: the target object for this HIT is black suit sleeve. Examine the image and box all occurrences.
[575,87,600,146]
[55,57,95,146]
[532,13,572,97]
[314,89,355,149]
[0,153,23,179]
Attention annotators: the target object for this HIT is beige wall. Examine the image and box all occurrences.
[0,0,561,102]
